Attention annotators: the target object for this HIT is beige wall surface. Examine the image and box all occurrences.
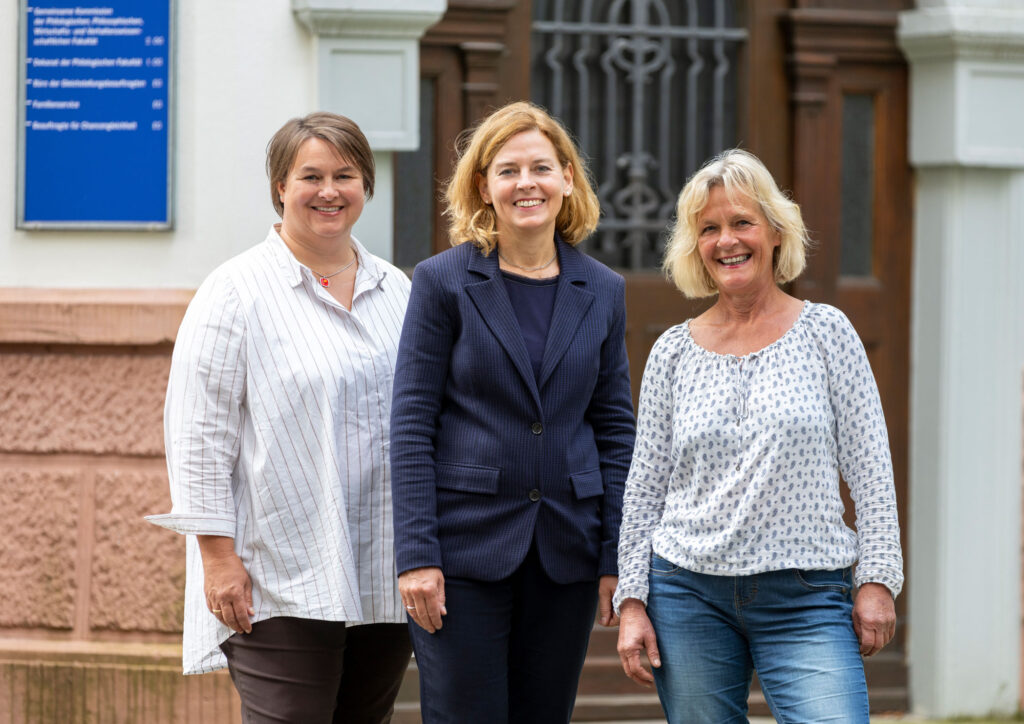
[0,1,312,289]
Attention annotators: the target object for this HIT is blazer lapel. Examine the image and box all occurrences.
[538,240,595,389]
[464,247,542,407]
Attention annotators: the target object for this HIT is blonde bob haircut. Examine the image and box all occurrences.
[444,101,600,253]
[663,149,809,299]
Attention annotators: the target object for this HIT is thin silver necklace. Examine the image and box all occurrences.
[498,249,557,273]
[310,254,356,288]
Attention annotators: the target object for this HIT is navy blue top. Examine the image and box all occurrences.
[502,270,559,380]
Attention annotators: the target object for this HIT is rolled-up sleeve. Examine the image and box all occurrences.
[147,273,246,538]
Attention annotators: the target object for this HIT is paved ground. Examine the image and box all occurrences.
[599,718,930,724]
[597,720,775,724]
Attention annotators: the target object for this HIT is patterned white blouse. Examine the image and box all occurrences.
[149,226,411,674]
[613,302,903,611]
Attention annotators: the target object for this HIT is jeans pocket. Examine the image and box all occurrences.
[794,568,851,595]
[649,553,683,577]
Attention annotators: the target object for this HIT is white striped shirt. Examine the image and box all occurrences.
[148,226,411,674]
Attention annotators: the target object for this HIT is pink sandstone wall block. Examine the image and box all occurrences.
[0,353,169,457]
[91,469,184,633]
[0,468,79,629]
[0,288,191,346]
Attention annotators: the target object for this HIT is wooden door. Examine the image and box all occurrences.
[394,0,533,268]
[399,0,913,718]
[788,3,912,710]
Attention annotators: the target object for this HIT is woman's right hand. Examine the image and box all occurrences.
[197,535,254,634]
[399,566,447,633]
[617,598,661,687]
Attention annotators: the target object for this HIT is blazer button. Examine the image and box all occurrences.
[529,489,542,502]
[531,422,543,435]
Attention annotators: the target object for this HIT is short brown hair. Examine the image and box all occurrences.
[444,101,600,254]
[266,112,375,217]
[663,148,809,298]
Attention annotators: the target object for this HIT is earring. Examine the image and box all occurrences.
[564,188,572,196]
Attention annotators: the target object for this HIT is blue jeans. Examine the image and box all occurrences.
[647,556,869,724]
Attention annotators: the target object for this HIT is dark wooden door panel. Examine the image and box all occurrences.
[407,1,913,718]
[788,8,911,691]
[624,275,711,406]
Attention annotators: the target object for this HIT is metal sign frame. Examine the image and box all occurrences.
[16,0,176,230]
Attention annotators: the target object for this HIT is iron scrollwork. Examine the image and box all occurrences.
[533,0,747,269]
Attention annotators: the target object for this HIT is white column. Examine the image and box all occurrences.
[291,0,446,261]
[899,1,1024,716]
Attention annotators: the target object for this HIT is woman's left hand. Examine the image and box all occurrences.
[852,582,896,656]
[598,575,619,627]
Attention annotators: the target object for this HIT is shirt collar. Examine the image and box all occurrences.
[266,225,304,288]
[265,225,387,292]
[351,235,387,292]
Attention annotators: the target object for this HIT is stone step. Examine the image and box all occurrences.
[579,629,905,678]
[571,693,665,721]
[391,629,907,721]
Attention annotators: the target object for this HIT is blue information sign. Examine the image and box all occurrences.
[18,1,173,228]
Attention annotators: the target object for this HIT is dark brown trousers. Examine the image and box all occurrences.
[220,617,412,724]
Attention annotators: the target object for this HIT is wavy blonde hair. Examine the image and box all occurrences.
[663,149,809,298]
[444,101,600,254]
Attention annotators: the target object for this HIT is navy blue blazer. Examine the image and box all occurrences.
[390,238,636,584]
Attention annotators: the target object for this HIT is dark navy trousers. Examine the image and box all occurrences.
[409,544,600,724]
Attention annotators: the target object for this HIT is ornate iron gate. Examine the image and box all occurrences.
[532,0,747,270]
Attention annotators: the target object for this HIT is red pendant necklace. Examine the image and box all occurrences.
[311,254,357,288]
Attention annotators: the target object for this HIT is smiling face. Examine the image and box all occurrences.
[696,185,781,296]
[278,137,365,248]
[476,129,573,243]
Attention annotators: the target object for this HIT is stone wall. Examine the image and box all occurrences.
[0,290,240,724]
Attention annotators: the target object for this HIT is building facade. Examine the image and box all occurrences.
[0,0,1021,720]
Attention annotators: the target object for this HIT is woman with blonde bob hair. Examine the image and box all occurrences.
[615,149,903,723]
[391,101,635,723]
[663,148,808,299]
